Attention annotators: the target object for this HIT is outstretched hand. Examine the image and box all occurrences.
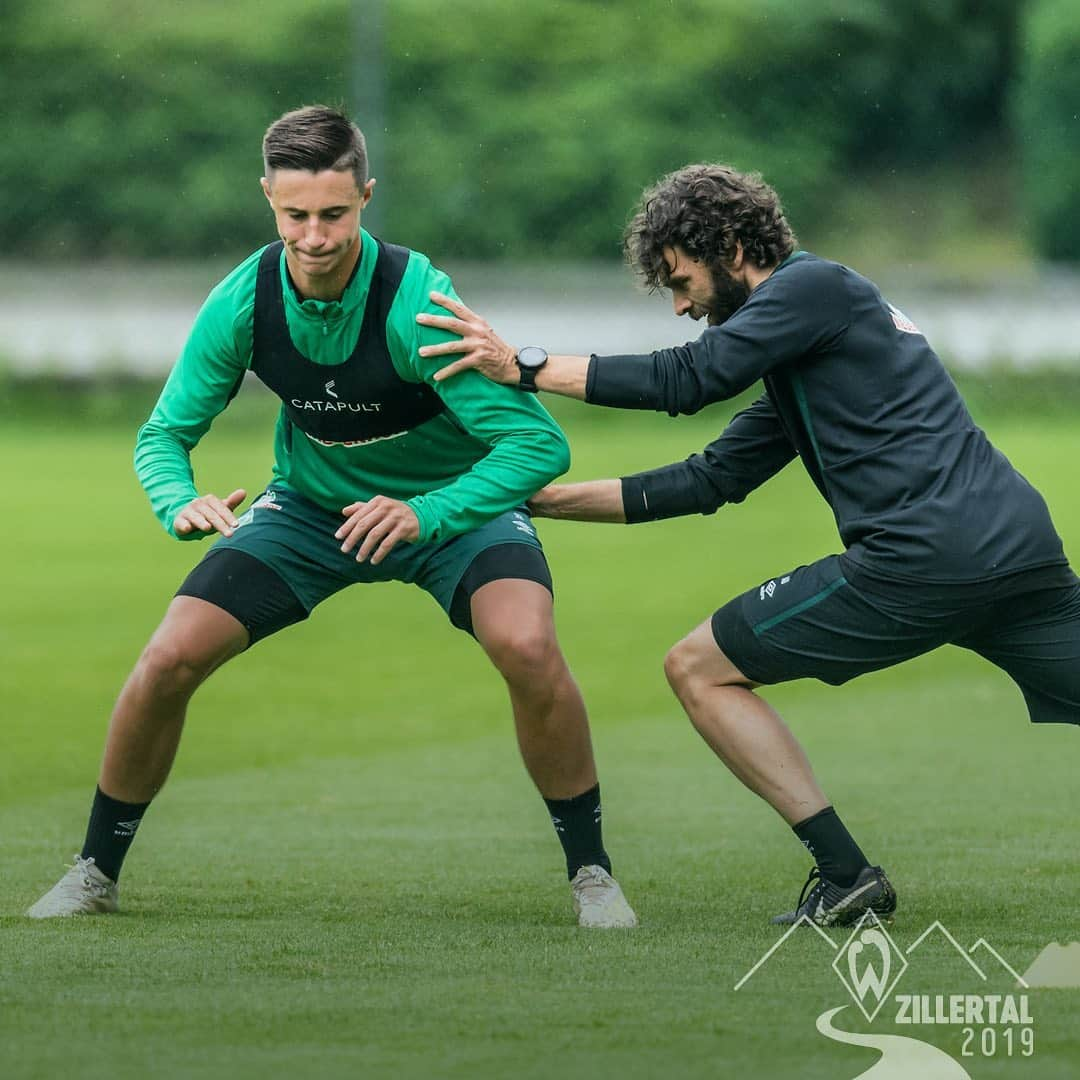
[416,292,519,384]
[336,496,420,565]
[173,489,247,537]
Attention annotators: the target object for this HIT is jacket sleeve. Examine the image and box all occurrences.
[620,394,796,522]
[133,267,254,538]
[586,257,851,415]
[387,255,571,543]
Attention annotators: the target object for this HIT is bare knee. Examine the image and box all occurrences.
[664,638,698,700]
[133,638,213,699]
[485,620,562,687]
[664,622,753,705]
[131,601,245,700]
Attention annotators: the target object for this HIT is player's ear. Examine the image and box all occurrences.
[260,176,273,204]
[360,177,376,209]
[729,241,745,272]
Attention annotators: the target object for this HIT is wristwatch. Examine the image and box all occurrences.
[515,346,549,392]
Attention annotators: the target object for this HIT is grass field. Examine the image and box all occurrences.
[2,399,1079,1079]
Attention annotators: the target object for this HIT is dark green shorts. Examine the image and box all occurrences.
[710,553,1080,725]
[179,485,549,641]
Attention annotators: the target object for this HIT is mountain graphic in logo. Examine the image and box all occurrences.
[1020,942,1080,988]
[906,921,1028,985]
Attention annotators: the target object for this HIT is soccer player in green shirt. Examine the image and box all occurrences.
[26,105,636,929]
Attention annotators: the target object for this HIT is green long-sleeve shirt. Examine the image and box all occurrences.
[135,230,570,544]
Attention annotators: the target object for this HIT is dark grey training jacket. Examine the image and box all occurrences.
[589,252,1067,584]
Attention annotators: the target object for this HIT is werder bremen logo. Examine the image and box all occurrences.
[832,912,909,1021]
[735,910,1042,1077]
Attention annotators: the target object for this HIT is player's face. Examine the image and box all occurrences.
[261,169,373,285]
[663,245,750,326]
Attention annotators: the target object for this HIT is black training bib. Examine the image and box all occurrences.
[251,239,444,445]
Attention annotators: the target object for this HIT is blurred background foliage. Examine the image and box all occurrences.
[2,0,1078,263]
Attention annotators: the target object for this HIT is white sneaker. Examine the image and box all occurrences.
[570,864,638,928]
[26,856,119,918]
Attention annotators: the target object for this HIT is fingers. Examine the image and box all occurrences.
[355,516,401,564]
[200,494,242,536]
[415,312,472,336]
[336,498,419,562]
[427,290,472,317]
[335,507,370,553]
[433,358,478,382]
[418,338,477,358]
[173,493,243,537]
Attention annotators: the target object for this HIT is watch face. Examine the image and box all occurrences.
[517,346,549,370]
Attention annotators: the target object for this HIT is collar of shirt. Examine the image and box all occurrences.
[279,227,377,324]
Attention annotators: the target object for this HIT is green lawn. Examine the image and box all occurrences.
[2,404,1078,1079]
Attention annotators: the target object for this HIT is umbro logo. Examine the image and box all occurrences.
[114,819,142,837]
[512,512,536,537]
[759,574,792,601]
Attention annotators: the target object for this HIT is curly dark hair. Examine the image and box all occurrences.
[623,164,797,289]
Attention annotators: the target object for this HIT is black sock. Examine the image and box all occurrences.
[543,783,611,880]
[80,786,151,883]
[792,806,869,888]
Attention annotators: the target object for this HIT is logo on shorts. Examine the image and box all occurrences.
[253,491,283,512]
[235,490,283,529]
[513,512,536,538]
[759,575,791,601]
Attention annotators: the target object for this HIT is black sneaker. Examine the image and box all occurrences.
[771,864,897,927]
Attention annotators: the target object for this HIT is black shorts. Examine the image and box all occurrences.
[710,553,1080,726]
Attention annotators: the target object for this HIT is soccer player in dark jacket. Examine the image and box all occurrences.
[418,163,1080,927]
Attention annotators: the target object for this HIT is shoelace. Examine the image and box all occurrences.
[573,867,611,901]
[793,866,824,912]
[68,854,106,893]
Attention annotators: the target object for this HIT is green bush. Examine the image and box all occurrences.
[1014,0,1080,259]
[1,0,351,259]
[0,0,1060,261]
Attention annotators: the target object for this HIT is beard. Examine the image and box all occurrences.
[706,266,751,325]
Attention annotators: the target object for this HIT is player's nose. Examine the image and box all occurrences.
[673,295,692,317]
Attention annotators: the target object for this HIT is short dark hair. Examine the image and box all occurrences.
[623,164,797,289]
[262,105,368,189]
